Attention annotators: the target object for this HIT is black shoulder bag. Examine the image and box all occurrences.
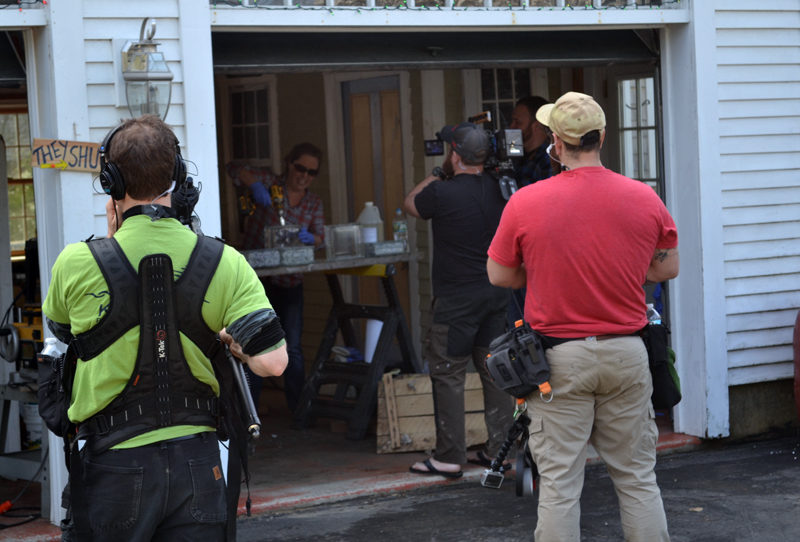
[485,320,552,399]
[640,323,681,409]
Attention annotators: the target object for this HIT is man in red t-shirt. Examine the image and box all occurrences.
[487,91,678,542]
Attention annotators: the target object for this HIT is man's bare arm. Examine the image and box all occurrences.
[220,328,288,378]
[487,257,526,289]
[403,174,438,219]
[646,247,679,284]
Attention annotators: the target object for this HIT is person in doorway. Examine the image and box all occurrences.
[509,95,553,188]
[487,91,679,541]
[403,122,514,478]
[42,115,288,540]
[534,102,564,176]
[227,142,325,413]
[506,96,556,327]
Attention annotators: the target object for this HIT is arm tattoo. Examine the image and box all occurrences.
[654,250,670,263]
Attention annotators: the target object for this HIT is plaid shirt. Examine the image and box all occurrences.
[230,164,325,288]
[515,141,553,188]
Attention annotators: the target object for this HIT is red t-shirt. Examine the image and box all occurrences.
[488,166,677,337]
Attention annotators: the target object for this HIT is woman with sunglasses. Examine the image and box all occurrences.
[228,142,325,413]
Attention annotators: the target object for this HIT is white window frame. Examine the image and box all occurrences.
[215,74,280,245]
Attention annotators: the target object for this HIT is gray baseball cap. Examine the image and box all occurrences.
[437,122,490,165]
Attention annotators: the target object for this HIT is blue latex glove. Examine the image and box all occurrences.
[249,182,271,207]
[298,227,315,246]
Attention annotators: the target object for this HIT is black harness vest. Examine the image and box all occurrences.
[73,235,225,453]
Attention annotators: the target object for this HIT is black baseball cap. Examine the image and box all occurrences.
[437,122,490,165]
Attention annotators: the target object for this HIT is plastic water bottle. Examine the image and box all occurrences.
[39,337,66,363]
[357,201,383,244]
[392,208,408,250]
[646,303,662,325]
[37,337,67,403]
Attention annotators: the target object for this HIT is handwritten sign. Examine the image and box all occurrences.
[31,138,101,173]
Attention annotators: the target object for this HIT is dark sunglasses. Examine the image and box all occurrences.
[292,162,319,176]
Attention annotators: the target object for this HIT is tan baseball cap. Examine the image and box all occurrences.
[535,103,554,128]
[548,91,606,145]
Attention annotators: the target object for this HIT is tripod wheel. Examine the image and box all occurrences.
[515,440,538,497]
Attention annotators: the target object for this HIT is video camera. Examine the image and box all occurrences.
[172,177,202,233]
[423,112,523,200]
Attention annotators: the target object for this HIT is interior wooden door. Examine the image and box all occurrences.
[342,76,410,346]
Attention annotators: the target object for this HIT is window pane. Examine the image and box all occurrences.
[20,146,32,178]
[497,69,512,100]
[243,92,255,123]
[498,103,514,129]
[232,127,244,159]
[514,69,531,99]
[18,113,29,147]
[257,125,269,160]
[9,217,24,250]
[0,114,18,146]
[619,80,638,128]
[641,129,657,179]
[25,216,36,240]
[620,130,639,178]
[24,183,35,215]
[231,93,243,124]
[6,147,19,179]
[8,184,23,216]
[244,126,257,159]
[481,69,495,101]
[256,89,269,123]
[639,78,655,127]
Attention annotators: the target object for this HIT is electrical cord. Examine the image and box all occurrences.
[0,447,47,529]
[1,291,23,330]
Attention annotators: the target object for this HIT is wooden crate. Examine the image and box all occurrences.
[376,372,488,454]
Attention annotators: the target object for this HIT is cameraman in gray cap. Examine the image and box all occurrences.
[403,123,513,478]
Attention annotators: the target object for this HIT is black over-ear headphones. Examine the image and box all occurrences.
[99,123,187,201]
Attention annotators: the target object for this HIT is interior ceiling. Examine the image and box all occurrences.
[212,30,658,73]
[0,31,25,88]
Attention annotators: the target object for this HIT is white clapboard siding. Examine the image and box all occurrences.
[726,275,800,297]
[722,187,800,208]
[723,169,800,190]
[729,363,794,386]
[715,1,800,386]
[75,1,185,238]
[727,308,799,333]
[725,255,800,277]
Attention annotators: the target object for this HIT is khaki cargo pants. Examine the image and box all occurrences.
[527,335,670,542]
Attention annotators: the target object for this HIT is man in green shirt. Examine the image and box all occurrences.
[43,115,287,541]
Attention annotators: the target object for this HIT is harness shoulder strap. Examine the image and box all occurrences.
[177,235,225,356]
[74,237,139,360]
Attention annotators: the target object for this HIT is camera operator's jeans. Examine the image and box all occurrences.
[526,336,669,542]
[425,288,513,465]
[77,432,225,541]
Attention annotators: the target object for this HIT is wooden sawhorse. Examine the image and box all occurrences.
[293,263,421,440]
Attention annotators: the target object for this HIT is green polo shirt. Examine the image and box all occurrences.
[42,215,282,448]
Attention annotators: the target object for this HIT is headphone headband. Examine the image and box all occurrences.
[98,122,186,201]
